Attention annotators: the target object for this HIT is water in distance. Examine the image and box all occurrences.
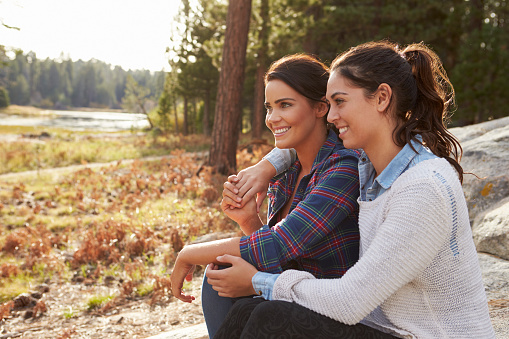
[0,110,150,132]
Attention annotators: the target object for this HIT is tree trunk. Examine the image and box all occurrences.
[137,97,154,129]
[191,98,197,134]
[173,99,179,134]
[252,0,269,140]
[203,88,210,136]
[183,96,189,135]
[209,0,252,175]
[470,0,484,123]
[302,4,322,54]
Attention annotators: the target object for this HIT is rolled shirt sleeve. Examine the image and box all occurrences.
[252,271,279,300]
[263,148,296,176]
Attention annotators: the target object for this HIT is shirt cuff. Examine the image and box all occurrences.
[252,271,280,300]
[263,148,296,175]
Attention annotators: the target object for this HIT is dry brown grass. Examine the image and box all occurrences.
[0,139,271,325]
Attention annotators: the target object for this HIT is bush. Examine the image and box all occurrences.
[0,87,9,108]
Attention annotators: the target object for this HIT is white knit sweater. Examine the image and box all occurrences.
[272,159,495,338]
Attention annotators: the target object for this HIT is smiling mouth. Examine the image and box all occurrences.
[338,127,348,134]
[274,127,290,134]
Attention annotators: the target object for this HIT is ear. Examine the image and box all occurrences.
[315,100,329,119]
[376,83,392,113]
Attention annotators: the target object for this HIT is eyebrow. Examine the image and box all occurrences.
[264,97,297,106]
[330,92,348,98]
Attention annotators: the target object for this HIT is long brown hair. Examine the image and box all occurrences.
[330,41,464,182]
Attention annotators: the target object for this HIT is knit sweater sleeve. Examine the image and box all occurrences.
[272,168,451,325]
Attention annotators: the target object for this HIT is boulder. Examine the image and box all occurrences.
[450,117,509,222]
[473,198,509,260]
[450,116,509,223]
[478,252,509,339]
[449,116,509,260]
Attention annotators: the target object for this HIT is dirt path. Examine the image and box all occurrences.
[0,152,208,183]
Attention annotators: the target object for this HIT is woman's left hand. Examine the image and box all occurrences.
[206,254,259,298]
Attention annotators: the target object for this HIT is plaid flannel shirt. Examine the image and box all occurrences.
[239,130,360,278]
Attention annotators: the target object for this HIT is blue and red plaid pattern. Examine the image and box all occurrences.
[240,130,360,279]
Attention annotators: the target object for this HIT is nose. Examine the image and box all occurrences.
[327,105,340,124]
[266,109,282,125]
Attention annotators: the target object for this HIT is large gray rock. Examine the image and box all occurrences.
[449,116,509,260]
[473,198,509,260]
[450,116,509,223]
[478,252,509,339]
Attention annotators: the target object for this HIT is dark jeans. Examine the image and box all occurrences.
[214,298,398,339]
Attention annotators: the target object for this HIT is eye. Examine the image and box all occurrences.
[280,102,292,108]
[334,98,345,106]
[265,104,273,114]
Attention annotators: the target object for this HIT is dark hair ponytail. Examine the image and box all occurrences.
[331,41,464,182]
[399,44,463,182]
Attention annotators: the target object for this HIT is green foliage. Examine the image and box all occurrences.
[0,50,164,111]
[122,76,149,112]
[86,294,114,311]
[63,306,76,319]
[0,87,9,107]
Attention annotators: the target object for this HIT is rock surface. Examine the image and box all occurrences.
[451,116,509,223]
[450,116,509,260]
[473,198,509,260]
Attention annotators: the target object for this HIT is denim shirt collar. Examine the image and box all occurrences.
[359,136,436,201]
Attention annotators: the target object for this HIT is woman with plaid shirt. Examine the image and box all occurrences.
[170,54,360,338]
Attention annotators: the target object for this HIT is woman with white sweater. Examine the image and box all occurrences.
[206,41,495,338]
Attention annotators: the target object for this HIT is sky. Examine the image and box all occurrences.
[0,0,182,72]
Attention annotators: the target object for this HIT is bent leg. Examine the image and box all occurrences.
[201,268,236,338]
[240,300,397,339]
[214,297,267,339]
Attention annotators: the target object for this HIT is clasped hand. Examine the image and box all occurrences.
[206,254,259,298]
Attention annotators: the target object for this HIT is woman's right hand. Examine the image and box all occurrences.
[221,195,262,235]
[222,159,276,212]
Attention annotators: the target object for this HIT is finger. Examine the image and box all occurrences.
[222,187,242,203]
[240,187,257,205]
[206,263,218,271]
[227,175,239,183]
[217,291,235,298]
[236,171,245,182]
[223,181,239,195]
[206,277,223,288]
[215,254,238,266]
[185,273,193,281]
[222,196,241,208]
[175,291,196,303]
[235,174,248,190]
[205,267,225,279]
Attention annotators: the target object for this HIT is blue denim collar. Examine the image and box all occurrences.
[359,136,436,201]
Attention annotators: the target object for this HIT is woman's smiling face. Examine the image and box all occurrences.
[326,70,381,151]
[265,79,319,150]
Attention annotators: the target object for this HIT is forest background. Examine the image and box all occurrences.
[0,0,508,337]
[2,0,508,138]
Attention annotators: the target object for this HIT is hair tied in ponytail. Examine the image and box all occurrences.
[401,50,419,63]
